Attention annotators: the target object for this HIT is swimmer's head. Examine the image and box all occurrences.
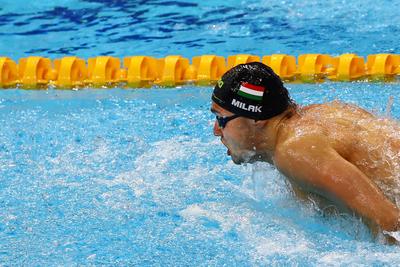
[212,62,293,120]
[211,62,294,164]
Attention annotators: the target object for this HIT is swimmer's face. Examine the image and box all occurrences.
[211,102,261,164]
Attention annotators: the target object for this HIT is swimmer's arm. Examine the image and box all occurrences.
[275,138,400,232]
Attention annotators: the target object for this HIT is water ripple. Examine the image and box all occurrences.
[0,0,398,59]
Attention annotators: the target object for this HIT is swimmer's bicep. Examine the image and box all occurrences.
[275,140,399,230]
[275,141,364,201]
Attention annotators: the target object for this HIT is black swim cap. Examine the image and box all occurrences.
[212,62,292,120]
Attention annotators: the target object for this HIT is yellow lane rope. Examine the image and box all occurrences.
[1,54,399,88]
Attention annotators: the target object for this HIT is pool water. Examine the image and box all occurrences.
[1,0,400,59]
[1,0,400,266]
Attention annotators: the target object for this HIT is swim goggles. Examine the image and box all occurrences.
[216,114,241,129]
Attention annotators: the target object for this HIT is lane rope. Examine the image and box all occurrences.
[1,54,399,88]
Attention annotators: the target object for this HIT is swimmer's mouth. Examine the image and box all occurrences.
[220,138,231,156]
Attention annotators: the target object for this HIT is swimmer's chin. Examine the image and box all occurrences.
[231,157,243,165]
[230,154,262,165]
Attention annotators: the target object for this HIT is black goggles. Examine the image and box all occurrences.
[215,114,241,129]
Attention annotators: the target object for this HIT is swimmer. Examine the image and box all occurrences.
[211,62,400,241]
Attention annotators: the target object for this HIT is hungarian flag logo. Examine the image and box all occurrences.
[237,82,265,101]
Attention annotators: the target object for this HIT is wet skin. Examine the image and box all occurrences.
[211,101,400,235]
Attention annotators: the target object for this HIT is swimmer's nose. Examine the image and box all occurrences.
[213,120,222,136]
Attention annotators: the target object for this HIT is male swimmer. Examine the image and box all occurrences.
[211,62,400,240]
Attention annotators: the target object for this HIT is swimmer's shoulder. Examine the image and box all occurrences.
[299,101,374,118]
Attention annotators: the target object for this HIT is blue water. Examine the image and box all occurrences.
[1,0,400,59]
[1,1,400,266]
